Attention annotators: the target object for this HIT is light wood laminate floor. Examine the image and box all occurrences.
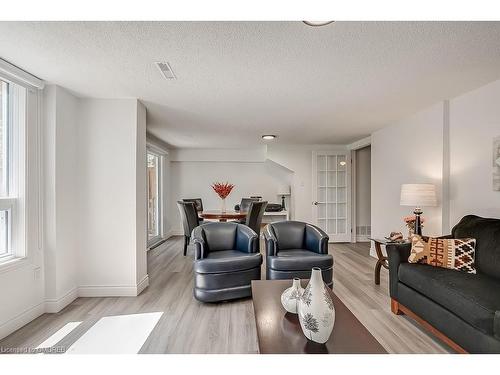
[0,237,451,353]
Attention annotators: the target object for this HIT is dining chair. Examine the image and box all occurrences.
[239,197,260,212]
[245,201,268,237]
[177,201,200,256]
[182,198,204,222]
[182,198,204,212]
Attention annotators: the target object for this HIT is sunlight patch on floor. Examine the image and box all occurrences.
[65,312,163,354]
[36,321,82,349]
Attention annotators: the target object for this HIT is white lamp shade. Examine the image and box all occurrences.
[400,184,437,207]
[278,185,291,195]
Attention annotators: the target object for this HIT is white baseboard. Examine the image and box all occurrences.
[356,235,370,242]
[78,285,138,297]
[136,275,149,295]
[45,287,78,313]
[0,301,45,340]
[77,275,150,298]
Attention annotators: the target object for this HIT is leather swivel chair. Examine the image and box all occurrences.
[191,222,262,302]
[264,221,333,287]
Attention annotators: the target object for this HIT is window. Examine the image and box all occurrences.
[0,80,11,258]
[0,77,25,262]
[147,152,162,245]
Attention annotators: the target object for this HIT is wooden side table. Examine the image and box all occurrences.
[370,238,390,285]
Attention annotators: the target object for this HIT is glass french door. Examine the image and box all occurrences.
[312,151,351,242]
[147,152,162,246]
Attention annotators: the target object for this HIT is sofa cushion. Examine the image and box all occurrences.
[399,263,500,337]
[194,250,262,274]
[452,215,500,279]
[267,249,333,271]
[408,235,477,274]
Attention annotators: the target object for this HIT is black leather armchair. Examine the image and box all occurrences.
[264,221,333,287]
[191,222,262,302]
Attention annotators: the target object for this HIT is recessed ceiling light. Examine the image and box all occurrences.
[155,62,176,80]
[262,135,277,140]
[339,161,347,166]
[303,21,335,27]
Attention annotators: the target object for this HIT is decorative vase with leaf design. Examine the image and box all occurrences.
[297,267,335,343]
[280,278,304,314]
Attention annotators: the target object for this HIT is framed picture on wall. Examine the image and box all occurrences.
[494,136,500,191]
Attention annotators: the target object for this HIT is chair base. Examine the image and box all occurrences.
[194,267,261,303]
[194,284,252,303]
[266,267,333,288]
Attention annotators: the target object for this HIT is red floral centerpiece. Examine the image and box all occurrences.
[403,215,425,238]
[211,182,235,213]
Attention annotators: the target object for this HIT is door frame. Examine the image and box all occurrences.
[348,137,372,243]
[146,148,164,248]
[312,150,352,242]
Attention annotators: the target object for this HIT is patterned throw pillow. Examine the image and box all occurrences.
[408,235,476,274]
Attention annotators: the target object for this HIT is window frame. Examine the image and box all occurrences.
[0,77,27,266]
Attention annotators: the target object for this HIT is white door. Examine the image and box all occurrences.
[312,151,351,242]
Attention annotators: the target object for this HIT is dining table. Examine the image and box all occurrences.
[199,210,247,222]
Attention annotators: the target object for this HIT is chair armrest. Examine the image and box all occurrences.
[191,226,207,260]
[386,242,411,300]
[304,224,329,254]
[236,224,258,253]
[264,225,277,256]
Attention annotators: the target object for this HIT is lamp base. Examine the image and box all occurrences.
[414,208,423,236]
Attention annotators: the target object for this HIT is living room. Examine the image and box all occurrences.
[1,1,500,373]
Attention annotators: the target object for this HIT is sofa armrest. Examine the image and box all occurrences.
[191,226,207,260]
[386,242,411,300]
[495,311,500,340]
[264,225,277,257]
[305,224,329,254]
[236,224,258,253]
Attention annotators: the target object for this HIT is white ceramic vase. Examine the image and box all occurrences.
[280,278,304,314]
[298,267,335,344]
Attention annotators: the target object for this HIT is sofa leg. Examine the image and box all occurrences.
[391,298,403,315]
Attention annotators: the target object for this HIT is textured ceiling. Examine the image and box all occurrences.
[1,21,500,148]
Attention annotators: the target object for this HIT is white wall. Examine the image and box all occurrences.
[43,85,79,312]
[355,146,371,239]
[371,103,445,250]
[169,148,292,233]
[371,78,500,257]
[77,98,147,296]
[449,79,500,224]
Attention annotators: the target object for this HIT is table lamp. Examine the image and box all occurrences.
[400,183,437,236]
[278,186,291,210]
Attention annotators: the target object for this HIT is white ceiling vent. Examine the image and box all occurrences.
[155,62,176,80]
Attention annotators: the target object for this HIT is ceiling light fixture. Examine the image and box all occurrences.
[262,135,277,140]
[303,21,335,27]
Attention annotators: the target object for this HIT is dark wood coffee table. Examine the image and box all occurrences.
[251,280,386,354]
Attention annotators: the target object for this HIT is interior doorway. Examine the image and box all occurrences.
[352,145,371,243]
